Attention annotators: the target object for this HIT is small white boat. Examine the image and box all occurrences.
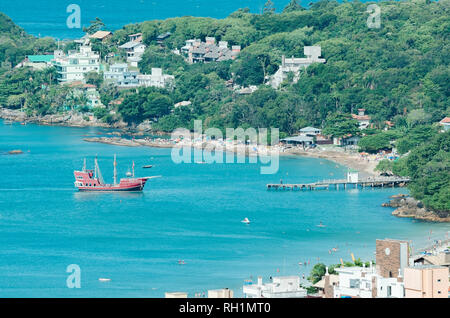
[241,217,250,224]
[98,278,111,282]
[317,222,326,228]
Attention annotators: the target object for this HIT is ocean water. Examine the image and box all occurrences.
[0,0,295,39]
[0,120,448,297]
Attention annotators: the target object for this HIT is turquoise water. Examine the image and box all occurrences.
[0,0,293,39]
[0,0,382,40]
[0,120,448,297]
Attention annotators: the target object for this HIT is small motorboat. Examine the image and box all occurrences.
[317,221,326,228]
[241,217,250,224]
[196,161,207,164]
[98,278,111,282]
[143,165,153,169]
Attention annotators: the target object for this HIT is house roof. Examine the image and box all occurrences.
[119,41,145,49]
[281,135,314,143]
[440,117,450,124]
[300,126,321,132]
[90,31,112,40]
[313,275,339,289]
[27,55,54,63]
[352,113,371,121]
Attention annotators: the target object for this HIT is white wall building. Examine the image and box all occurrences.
[52,42,100,84]
[269,46,326,89]
[137,68,175,89]
[208,288,233,298]
[104,63,139,88]
[333,265,404,298]
[243,276,307,298]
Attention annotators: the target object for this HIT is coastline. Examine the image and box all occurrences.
[0,108,380,178]
[83,136,379,177]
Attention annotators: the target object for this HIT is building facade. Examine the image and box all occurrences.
[243,276,307,298]
[376,238,410,278]
[268,46,326,89]
[52,42,100,84]
[404,266,448,298]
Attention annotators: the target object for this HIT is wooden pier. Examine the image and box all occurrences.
[267,177,410,191]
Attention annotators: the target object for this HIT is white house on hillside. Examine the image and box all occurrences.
[51,40,100,84]
[269,46,326,89]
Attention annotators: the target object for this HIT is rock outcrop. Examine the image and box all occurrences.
[383,194,450,222]
[0,107,127,129]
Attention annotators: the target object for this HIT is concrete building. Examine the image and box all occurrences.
[137,68,175,89]
[299,127,321,136]
[404,266,448,298]
[347,170,359,183]
[268,46,326,88]
[128,33,143,43]
[165,292,188,298]
[439,117,450,131]
[376,238,410,278]
[208,288,233,298]
[243,276,307,298]
[280,135,314,147]
[52,41,100,84]
[64,81,103,109]
[16,55,54,70]
[333,264,405,298]
[103,63,139,88]
[413,250,450,268]
[352,108,371,129]
[181,38,240,64]
[119,41,146,63]
[333,134,360,147]
[313,274,339,297]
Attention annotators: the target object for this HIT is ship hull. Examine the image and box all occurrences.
[77,185,145,192]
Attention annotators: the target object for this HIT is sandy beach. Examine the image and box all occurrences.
[83,136,381,176]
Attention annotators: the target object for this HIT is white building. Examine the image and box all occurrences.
[269,46,326,89]
[352,108,371,129]
[52,41,100,84]
[137,68,175,89]
[347,170,359,183]
[208,288,233,298]
[119,41,146,64]
[103,63,139,88]
[165,292,188,298]
[333,265,404,298]
[243,276,307,298]
[299,126,321,136]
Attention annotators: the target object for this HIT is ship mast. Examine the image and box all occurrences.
[113,154,117,185]
[132,161,135,178]
[94,156,98,179]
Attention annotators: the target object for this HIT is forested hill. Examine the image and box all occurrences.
[129,0,449,133]
[0,12,55,71]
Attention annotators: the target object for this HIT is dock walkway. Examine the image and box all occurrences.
[267,177,410,191]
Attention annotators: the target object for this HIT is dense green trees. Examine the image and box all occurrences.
[322,113,360,138]
[118,88,173,125]
[393,131,450,215]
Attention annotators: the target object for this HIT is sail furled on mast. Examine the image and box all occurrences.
[95,157,105,185]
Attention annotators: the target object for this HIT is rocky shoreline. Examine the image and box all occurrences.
[0,107,127,129]
[382,194,450,223]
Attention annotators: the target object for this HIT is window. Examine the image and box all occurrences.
[437,279,441,282]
